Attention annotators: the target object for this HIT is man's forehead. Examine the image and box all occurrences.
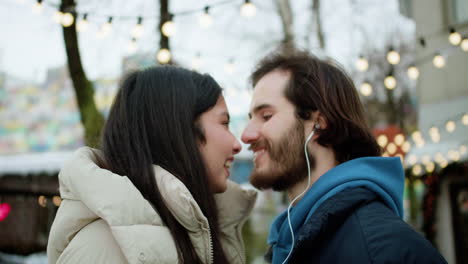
[249,70,291,110]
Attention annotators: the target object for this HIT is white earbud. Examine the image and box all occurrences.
[282,123,319,264]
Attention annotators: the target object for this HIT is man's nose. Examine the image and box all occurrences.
[241,122,260,144]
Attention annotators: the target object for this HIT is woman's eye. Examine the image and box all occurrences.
[222,121,230,127]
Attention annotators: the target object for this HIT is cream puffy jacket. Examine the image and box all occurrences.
[47,147,257,264]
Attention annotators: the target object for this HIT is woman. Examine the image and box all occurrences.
[47,66,257,264]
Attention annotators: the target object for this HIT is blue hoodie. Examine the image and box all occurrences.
[267,156,404,264]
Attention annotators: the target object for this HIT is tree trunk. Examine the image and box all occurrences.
[312,0,325,49]
[61,0,104,147]
[275,0,295,54]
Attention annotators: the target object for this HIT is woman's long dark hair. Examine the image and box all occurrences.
[95,66,228,263]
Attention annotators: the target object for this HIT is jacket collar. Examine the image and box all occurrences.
[50,147,257,264]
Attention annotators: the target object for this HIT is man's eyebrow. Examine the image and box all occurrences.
[248,104,272,119]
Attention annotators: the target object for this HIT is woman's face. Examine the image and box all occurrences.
[198,95,242,193]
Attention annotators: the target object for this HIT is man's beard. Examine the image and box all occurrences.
[249,120,315,191]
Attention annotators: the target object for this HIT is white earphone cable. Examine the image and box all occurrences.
[281,126,316,264]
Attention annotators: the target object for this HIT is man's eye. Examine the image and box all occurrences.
[263,114,272,121]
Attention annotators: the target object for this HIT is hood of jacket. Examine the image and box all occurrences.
[47,147,257,264]
[268,156,404,264]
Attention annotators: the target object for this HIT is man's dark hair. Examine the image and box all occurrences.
[250,49,381,164]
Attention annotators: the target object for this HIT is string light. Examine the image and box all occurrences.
[421,154,431,165]
[445,120,456,133]
[460,145,467,155]
[33,0,43,14]
[394,134,404,146]
[440,159,448,168]
[461,38,468,52]
[433,54,446,68]
[412,164,422,176]
[38,195,47,207]
[100,16,113,36]
[402,141,411,153]
[377,135,388,147]
[462,114,468,125]
[448,28,462,46]
[429,126,440,143]
[76,13,89,32]
[191,53,202,70]
[52,196,62,207]
[384,74,397,90]
[61,13,74,27]
[157,48,171,64]
[53,10,64,24]
[359,82,372,96]
[415,139,425,148]
[162,14,176,37]
[386,47,400,65]
[448,149,460,161]
[425,162,435,173]
[131,17,144,38]
[224,58,236,74]
[356,55,369,72]
[407,154,418,165]
[387,142,397,155]
[407,65,419,80]
[240,0,256,17]
[127,38,137,54]
[199,6,213,28]
[411,130,423,142]
[434,152,445,163]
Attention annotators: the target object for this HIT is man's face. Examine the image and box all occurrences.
[241,70,312,191]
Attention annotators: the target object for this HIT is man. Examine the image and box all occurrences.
[241,49,447,264]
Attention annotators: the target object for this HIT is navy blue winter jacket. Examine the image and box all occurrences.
[266,187,447,264]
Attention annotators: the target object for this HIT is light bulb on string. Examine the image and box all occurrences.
[449,28,462,46]
[426,162,435,173]
[224,58,236,74]
[61,13,74,27]
[421,154,431,165]
[402,141,411,153]
[462,113,468,125]
[407,154,418,165]
[461,38,468,52]
[460,145,467,155]
[191,53,202,70]
[132,17,144,38]
[445,120,456,132]
[434,152,445,163]
[356,55,369,72]
[377,135,388,147]
[157,48,171,64]
[100,17,114,36]
[394,134,404,146]
[384,72,397,90]
[77,14,89,32]
[162,14,176,37]
[32,0,43,14]
[241,0,256,17]
[411,130,422,142]
[359,82,372,96]
[53,10,64,24]
[412,164,422,176]
[127,38,137,54]
[433,53,446,68]
[407,65,419,80]
[386,47,400,65]
[199,6,213,28]
[387,142,397,155]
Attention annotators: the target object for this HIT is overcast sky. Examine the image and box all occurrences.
[0,0,415,117]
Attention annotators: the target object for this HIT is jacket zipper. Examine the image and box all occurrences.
[207,228,213,264]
